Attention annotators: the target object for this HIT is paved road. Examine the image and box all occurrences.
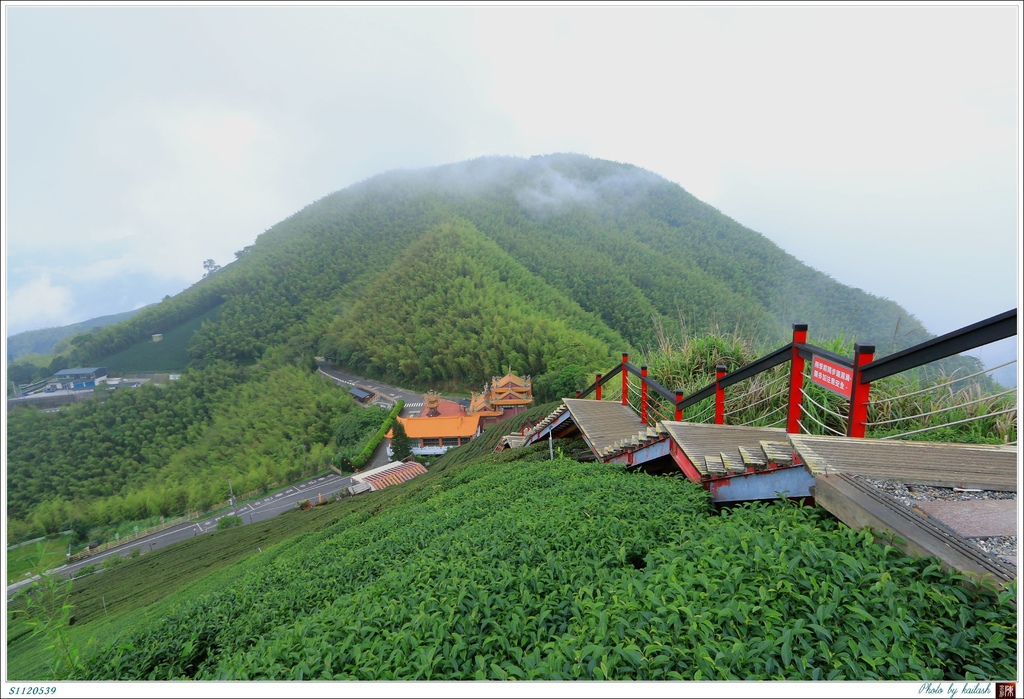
[7,472,354,598]
[317,361,425,417]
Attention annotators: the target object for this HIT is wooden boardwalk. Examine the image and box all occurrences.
[661,422,791,476]
[562,399,648,455]
[790,434,1017,491]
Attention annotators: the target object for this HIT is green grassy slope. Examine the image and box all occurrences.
[99,304,223,373]
[9,407,1013,681]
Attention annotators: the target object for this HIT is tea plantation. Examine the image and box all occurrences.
[52,440,1015,681]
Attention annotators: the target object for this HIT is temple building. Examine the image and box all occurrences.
[389,371,534,457]
[468,371,534,426]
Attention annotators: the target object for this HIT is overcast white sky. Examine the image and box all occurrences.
[2,2,1020,383]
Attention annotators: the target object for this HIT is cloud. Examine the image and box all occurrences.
[5,276,76,333]
[2,4,1017,368]
[513,155,663,216]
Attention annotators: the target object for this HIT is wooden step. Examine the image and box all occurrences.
[704,455,727,475]
[721,451,747,474]
[760,440,794,466]
[739,446,767,471]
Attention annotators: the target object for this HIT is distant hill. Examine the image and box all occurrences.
[6,307,152,361]
[62,154,933,390]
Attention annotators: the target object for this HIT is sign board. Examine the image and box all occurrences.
[810,355,854,399]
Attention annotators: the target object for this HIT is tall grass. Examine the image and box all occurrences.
[622,328,1016,444]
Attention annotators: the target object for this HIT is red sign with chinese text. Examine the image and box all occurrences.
[811,355,854,399]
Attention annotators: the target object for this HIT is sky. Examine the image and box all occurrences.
[2,2,1021,385]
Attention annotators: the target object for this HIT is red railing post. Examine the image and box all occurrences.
[715,364,726,425]
[575,390,581,398]
[787,323,808,434]
[675,390,684,421]
[621,353,629,407]
[847,343,875,438]
[595,374,602,401]
[640,365,649,425]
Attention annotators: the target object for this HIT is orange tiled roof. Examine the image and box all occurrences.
[420,398,466,418]
[396,414,482,439]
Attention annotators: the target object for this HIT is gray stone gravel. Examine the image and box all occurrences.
[970,535,1017,563]
[860,476,1017,566]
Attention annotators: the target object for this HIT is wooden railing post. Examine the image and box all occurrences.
[675,390,684,421]
[715,364,726,425]
[640,365,649,425]
[787,323,808,434]
[595,374,602,401]
[621,353,629,407]
[847,343,875,438]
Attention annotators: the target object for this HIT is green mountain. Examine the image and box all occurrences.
[7,153,948,539]
[64,154,930,384]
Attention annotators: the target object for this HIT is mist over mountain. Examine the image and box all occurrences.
[59,153,930,389]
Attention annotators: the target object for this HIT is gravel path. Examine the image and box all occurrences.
[860,476,1017,565]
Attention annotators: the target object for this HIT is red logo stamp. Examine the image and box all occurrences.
[997,683,1016,699]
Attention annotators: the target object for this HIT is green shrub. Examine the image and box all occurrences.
[351,400,404,469]
[217,516,243,530]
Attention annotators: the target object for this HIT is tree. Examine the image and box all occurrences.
[202,259,221,278]
[390,420,411,461]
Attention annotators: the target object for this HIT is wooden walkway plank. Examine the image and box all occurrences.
[760,440,794,466]
[739,446,767,471]
[791,434,1017,491]
[720,451,746,474]
[563,399,647,457]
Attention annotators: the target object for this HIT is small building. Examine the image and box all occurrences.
[152,334,164,342]
[50,367,108,391]
[347,460,428,495]
[349,387,375,404]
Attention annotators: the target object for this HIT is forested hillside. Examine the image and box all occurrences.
[322,222,625,392]
[6,361,373,540]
